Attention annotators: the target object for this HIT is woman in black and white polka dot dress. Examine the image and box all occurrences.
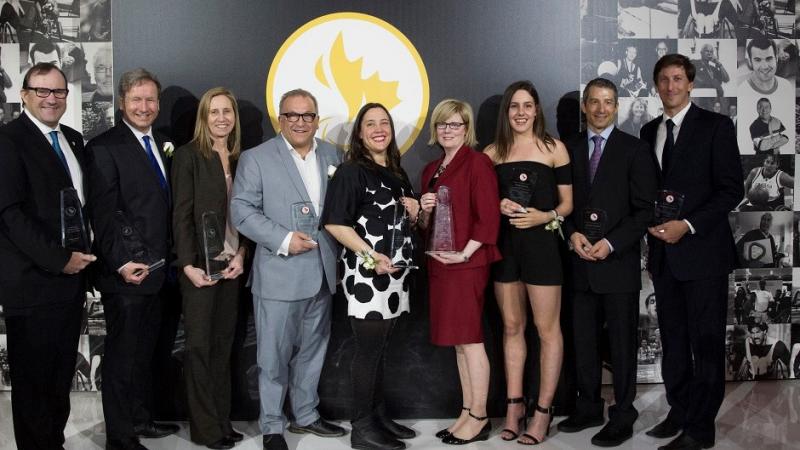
[321,103,420,450]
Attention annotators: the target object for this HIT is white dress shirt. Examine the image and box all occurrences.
[24,110,86,204]
[277,135,321,255]
[123,120,166,178]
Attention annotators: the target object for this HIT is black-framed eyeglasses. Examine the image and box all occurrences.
[280,112,317,123]
[24,86,69,99]
[435,122,465,130]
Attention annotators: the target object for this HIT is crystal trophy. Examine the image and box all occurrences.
[114,211,165,272]
[60,187,89,252]
[291,201,318,243]
[507,168,537,212]
[582,207,608,244]
[201,211,227,281]
[388,202,418,269]
[426,185,456,256]
[653,190,684,225]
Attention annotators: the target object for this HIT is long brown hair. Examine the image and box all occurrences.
[494,80,555,162]
[191,87,241,160]
[346,103,404,178]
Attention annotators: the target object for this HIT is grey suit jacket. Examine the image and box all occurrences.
[231,136,342,301]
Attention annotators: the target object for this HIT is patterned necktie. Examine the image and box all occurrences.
[589,135,603,183]
[662,119,675,173]
[142,135,168,192]
[49,130,71,178]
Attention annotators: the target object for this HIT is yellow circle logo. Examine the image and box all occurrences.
[267,12,429,154]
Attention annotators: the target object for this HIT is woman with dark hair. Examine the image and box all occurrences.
[322,103,420,450]
[418,99,501,445]
[171,87,248,449]
[485,80,573,445]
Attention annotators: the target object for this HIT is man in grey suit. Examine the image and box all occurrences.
[231,89,345,450]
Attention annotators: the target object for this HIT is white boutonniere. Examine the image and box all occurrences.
[163,142,175,158]
[544,210,565,240]
[327,164,338,179]
[357,249,376,270]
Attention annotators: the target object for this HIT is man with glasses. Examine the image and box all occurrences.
[0,62,95,449]
[231,88,345,450]
[89,45,112,102]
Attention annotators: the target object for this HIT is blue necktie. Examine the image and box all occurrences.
[49,130,71,178]
[142,135,168,192]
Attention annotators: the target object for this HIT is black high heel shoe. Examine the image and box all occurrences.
[441,412,491,445]
[500,397,527,441]
[435,406,469,439]
[517,404,553,446]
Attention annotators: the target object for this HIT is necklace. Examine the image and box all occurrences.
[434,164,446,177]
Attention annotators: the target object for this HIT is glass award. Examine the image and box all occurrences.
[201,211,227,281]
[426,185,456,256]
[291,201,319,243]
[507,168,537,212]
[114,211,165,271]
[60,187,89,252]
[653,190,684,225]
[582,208,607,244]
[388,202,418,269]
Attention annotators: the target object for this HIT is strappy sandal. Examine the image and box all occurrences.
[435,406,469,439]
[500,397,527,441]
[517,404,553,446]
[441,412,491,445]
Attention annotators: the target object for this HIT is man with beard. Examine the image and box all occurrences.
[734,319,790,380]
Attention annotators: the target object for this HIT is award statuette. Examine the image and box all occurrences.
[426,185,456,256]
[388,202,418,269]
[201,211,227,281]
[653,190,685,225]
[114,211,165,272]
[60,187,89,252]
[582,208,607,244]
[507,168,537,212]
[291,201,319,243]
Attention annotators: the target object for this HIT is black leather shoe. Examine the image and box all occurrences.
[591,422,633,447]
[134,422,180,438]
[436,406,469,439]
[351,418,405,450]
[288,418,347,437]
[227,429,244,442]
[206,437,235,449]
[441,413,491,445]
[658,432,713,450]
[557,414,604,433]
[379,417,416,439]
[262,434,288,450]
[646,418,682,439]
[106,437,147,450]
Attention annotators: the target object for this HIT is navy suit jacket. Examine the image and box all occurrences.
[639,104,743,281]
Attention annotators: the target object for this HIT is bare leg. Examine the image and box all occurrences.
[444,346,472,433]
[495,281,528,439]
[450,342,490,439]
[518,284,563,444]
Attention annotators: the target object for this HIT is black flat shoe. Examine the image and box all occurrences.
[517,404,554,446]
[500,397,527,441]
[591,422,633,447]
[646,418,682,439]
[262,434,288,450]
[435,406,469,439]
[351,418,405,450]
[227,429,244,442]
[287,418,346,437]
[379,418,416,440]
[557,414,604,433]
[206,436,235,449]
[441,412,491,445]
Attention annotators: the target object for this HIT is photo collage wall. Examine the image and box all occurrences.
[582,0,800,383]
[0,0,111,391]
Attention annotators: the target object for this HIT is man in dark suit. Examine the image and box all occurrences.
[640,54,743,450]
[86,68,178,450]
[559,77,658,447]
[0,62,96,449]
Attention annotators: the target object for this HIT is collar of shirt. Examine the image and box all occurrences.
[661,101,692,131]
[23,109,61,135]
[281,133,318,159]
[123,119,155,149]
[281,133,321,214]
[23,111,86,203]
[587,124,614,156]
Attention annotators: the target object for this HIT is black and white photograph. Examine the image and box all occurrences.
[80,42,110,102]
[679,38,737,97]
[71,335,93,391]
[693,95,737,121]
[618,0,678,38]
[637,271,664,383]
[730,268,792,325]
[790,268,800,323]
[617,96,661,137]
[581,38,678,92]
[581,0,618,43]
[731,210,794,268]
[79,0,110,42]
[727,322,792,380]
[678,0,738,38]
[0,42,21,104]
[0,102,19,125]
[737,153,794,211]
[791,323,799,377]
[83,291,105,335]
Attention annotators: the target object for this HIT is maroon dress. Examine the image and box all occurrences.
[421,146,501,345]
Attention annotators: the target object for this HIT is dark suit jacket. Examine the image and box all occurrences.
[86,122,172,295]
[639,103,743,281]
[564,127,658,293]
[0,113,87,312]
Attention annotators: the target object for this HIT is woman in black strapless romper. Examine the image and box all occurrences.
[485,81,573,446]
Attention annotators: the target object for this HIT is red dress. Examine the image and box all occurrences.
[421,146,501,345]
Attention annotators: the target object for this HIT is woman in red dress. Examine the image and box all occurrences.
[419,99,501,445]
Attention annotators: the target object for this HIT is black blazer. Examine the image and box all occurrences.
[564,127,658,293]
[0,113,88,312]
[86,122,172,295]
[639,103,743,281]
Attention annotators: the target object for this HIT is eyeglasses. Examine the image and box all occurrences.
[94,65,112,75]
[435,122,465,130]
[25,86,69,99]
[280,112,317,123]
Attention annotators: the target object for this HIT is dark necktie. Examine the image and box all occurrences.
[589,135,603,183]
[142,135,168,192]
[49,130,71,178]
[662,119,675,173]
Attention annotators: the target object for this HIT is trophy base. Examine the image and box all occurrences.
[426,250,457,256]
[132,258,166,277]
[392,263,419,270]
[207,272,225,281]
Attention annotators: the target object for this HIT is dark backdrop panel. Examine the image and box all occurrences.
[112,0,580,420]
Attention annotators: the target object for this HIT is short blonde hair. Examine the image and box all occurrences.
[427,99,477,147]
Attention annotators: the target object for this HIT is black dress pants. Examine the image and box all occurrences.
[571,289,639,426]
[6,300,83,450]
[349,317,397,422]
[100,292,162,441]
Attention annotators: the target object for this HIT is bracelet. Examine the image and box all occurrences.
[462,252,470,262]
